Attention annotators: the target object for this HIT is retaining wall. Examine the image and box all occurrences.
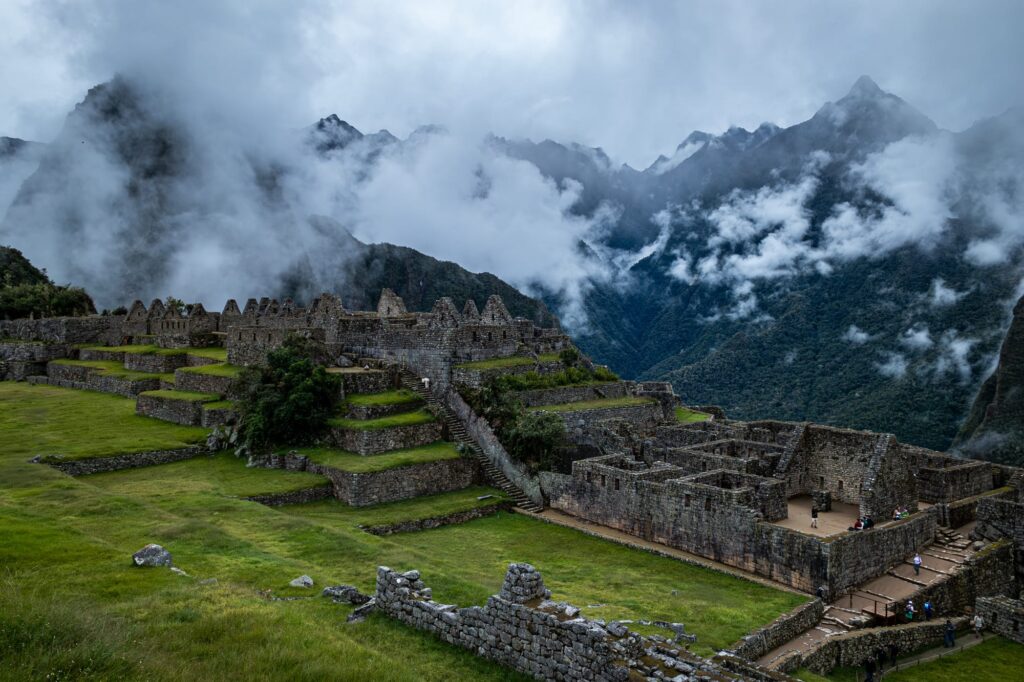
[363,501,512,535]
[732,600,824,661]
[328,420,442,455]
[42,446,207,476]
[136,393,206,426]
[515,382,631,408]
[976,595,1024,645]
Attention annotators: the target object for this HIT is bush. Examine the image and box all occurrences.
[236,335,341,451]
[0,282,95,319]
[459,377,565,472]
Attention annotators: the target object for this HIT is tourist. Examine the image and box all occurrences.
[905,600,915,621]
[973,613,984,639]
[863,516,874,529]
[888,643,898,666]
[893,507,901,520]
[944,619,956,648]
[924,599,933,620]
[810,505,819,528]
[421,376,431,391]
[865,657,876,682]
[913,553,922,576]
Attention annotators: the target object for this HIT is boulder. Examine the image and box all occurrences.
[290,575,314,588]
[132,544,173,567]
[322,585,371,605]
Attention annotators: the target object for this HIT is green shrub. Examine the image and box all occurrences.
[0,282,95,319]
[235,335,341,451]
[559,347,581,367]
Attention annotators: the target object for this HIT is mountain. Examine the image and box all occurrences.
[954,294,1024,465]
[0,244,95,319]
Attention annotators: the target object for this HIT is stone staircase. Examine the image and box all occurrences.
[398,371,542,513]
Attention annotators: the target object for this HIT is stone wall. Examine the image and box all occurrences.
[43,446,206,476]
[976,595,1024,645]
[254,451,480,506]
[328,420,442,455]
[781,618,968,674]
[362,501,512,535]
[552,402,667,435]
[374,563,784,682]
[446,389,544,507]
[731,600,824,661]
[344,400,424,420]
[915,540,1017,617]
[516,381,631,408]
[825,511,938,596]
[243,485,334,506]
[135,393,206,426]
[174,369,236,397]
[124,352,188,373]
[936,486,1016,528]
[975,494,1024,581]
[452,360,565,390]
[0,316,122,345]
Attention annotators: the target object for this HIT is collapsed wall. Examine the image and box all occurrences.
[374,562,788,682]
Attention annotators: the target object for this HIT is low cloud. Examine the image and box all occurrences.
[876,351,908,378]
[843,325,871,344]
[929,278,966,306]
[900,326,934,351]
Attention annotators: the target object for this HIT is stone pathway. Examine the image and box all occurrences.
[524,508,807,595]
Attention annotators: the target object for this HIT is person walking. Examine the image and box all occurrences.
[974,613,984,639]
[944,619,956,648]
[923,599,933,621]
[865,657,876,682]
[810,505,819,529]
[913,553,923,576]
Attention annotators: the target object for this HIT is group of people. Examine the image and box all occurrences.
[892,506,912,520]
[848,515,875,531]
[904,598,935,621]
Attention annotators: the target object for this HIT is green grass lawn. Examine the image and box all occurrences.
[794,636,1024,682]
[186,347,229,361]
[283,486,510,527]
[455,353,561,370]
[676,406,711,423]
[329,408,436,430]
[292,441,462,473]
[0,382,207,461]
[203,400,235,411]
[84,451,329,498]
[77,345,228,362]
[0,380,808,680]
[346,389,421,406]
[528,396,656,413]
[50,358,175,383]
[178,362,243,378]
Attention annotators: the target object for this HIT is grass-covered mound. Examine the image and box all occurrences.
[0,382,207,461]
[178,363,243,378]
[345,389,421,406]
[676,407,711,424]
[292,442,461,473]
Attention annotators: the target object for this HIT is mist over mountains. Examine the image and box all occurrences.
[2,74,1023,450]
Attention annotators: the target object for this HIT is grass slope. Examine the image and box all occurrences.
[140,389,220,402]
[0,382,207,461]
[676,407,711,423]
[292,441,462,473]
[178,363,243,378]
[0,380,807,679]
[346,389,421,406]
[51,358,176,383]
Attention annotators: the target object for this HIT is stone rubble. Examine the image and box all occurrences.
[131,544,173,567]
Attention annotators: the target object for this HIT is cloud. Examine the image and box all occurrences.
[929,278,966,306]
[876,351,908,378]
[900,326,934,351]
[933,330,977,382]
[843,325,871,344]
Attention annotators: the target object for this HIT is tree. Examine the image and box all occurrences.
[235,335,341,451]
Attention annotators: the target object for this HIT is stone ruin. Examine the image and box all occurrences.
[373,562,781,681]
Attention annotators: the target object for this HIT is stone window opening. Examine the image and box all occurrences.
[614,478,620,491]
[819,475,825,488]
[472,331,478,342]
[837,480,844,493]
[684,494,691,508]
[586,471,592,483]
[600,474,606,487]
[487,332,492,341]
[704,498,712,511]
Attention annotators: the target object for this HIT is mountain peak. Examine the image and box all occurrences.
[847,75,884,98]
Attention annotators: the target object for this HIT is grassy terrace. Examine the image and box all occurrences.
[291,441,462,473]
[0,382,207,461]
[329,408,436,430]
[283,486,510,527]
[528,395,656,413]
[51,358,176,383]
[676,406,711,423]
[86,451,329,498]
[178,362,244,378]
[454,353,561,370]
[0,380,808,679]
[346,389,421,406]
[140,389,221,402]
[203,400,235,411]
[78,344,229,362]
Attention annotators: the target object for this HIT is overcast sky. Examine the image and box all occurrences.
[1,0,1022,168]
